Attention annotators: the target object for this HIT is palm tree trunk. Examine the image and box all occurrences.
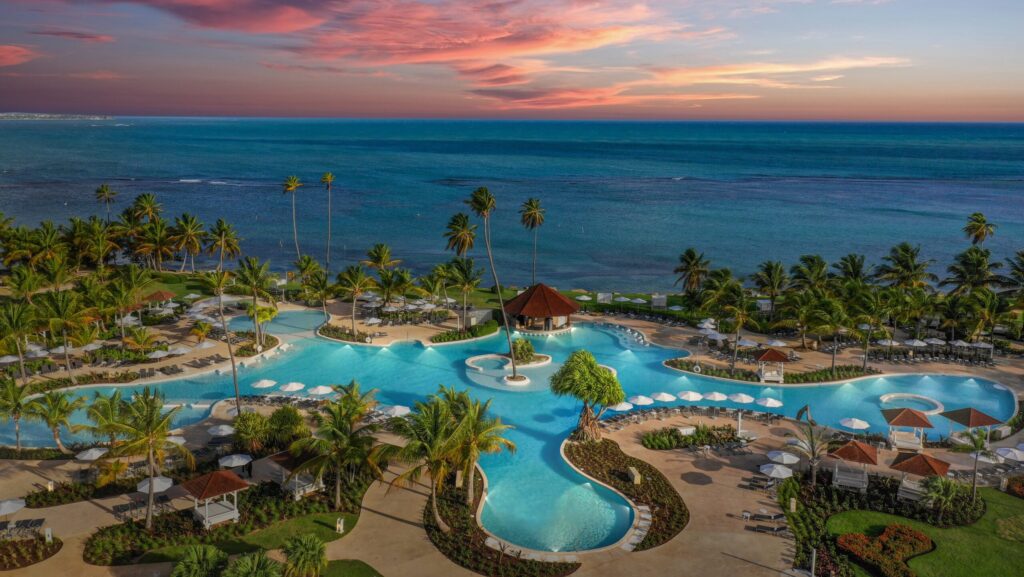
[731,328,740,374]
[335,472,342,510]
[462,292,468,334]
[251,292,262,346]
[810,462,818,488]
[532,228,538,286]
[326,184,332,274]
[291,194,300,260]
[832,332,839,376]
[14,416,21,453]
[14,341,28,386]
[218,247,225,272]
[465,461,476,506]
[62,330,76,384]
[483,218,517,378]
[351,296,358,334]
[53,428,69,454]
[972,454,979,503]
[179,253,187,273]
[431,480,449,533]
[219,297,242,416]
[145,448,156,530]
[191,252,196,273]
[862,335,870,371]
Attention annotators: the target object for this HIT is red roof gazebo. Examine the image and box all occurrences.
[181,470,249,529]
[503,284,579,332]
[882,408,933,451]
[754,348,789,384]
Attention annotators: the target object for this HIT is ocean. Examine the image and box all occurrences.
[1,118,1021,291]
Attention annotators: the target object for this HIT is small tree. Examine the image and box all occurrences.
[511,338,535,363]
[283,534,327,577]
[787,413,832,488]
[549,350,625,441]
[171,545,227,577]
[924,476,962,525]
[951,429,993,503]
[234,411,270,455]
[223,550,282,577]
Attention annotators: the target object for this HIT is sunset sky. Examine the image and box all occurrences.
[0,0,1021,119]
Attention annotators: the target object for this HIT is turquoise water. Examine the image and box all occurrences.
[2,311,1015,551]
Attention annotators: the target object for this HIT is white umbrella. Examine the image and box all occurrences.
[697,321,716,330]
[184,293,201,299]
[82,342,105,351]
[972,342,994,349]
[677,391,703,402]
[379,405,411,417]
[876,339,898,347]
[631,298,647,304]
[610,402,634,412]
[728,393,754,404]
[759,464,793,479]
[382,306,399,313]
[698,327,717,336]
[137,476,173,493]
[704,392,727,402]
[668,305,683,311]
[167,436,187,446]
[767,451,800,465]
[420,303,437,311]
[765,339,788,347]
[628,395,654,406]
[707,332,725,341]
[857,323,872,331]
[168,346,191,355]
[925,338,947,346]
[0,355,18,363]
[904,339,927,348]
[252,379,276,389]
[839,417,870,430]
[0,499,26,516]
[50,345,75,354]
[575,295,592,301]
[308,385,334,395]
[147,350,170,359]
[76,448,109,461]
[951,340,970,347]
[651,392,676,402]
[194,340,217,350]
[701,318,716,324]
[26,349,48,358]
[207,424,235,437]
[996,448,1024,462]
[404,304,420,311]
[218,454,253,468]
[737,338,759,347]
[756,397,783,408]
[281,382,305,392]
[365,318,382,325]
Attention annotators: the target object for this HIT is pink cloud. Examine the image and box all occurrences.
[105,0,325,33]
[471,85,758,109]
[31,28,115,43]
[0,45,40,67]
[69,70,125,80]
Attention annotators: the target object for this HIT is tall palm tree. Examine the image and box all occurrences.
[283,535,327,577]
[302,270,333,320]
[812,298,849,376]
[853,289,890,371]
[923,476,962,525]
[875,242,937,289]
[87,389,125,447]
[7,265,44,304]
[109,388,194,530]
[26,391,85,454]
[997,250,1024,303]
[38,290,92,383]
[721,289,756,374]
[202,271,242,415]
[294,254,322,285]
[235,257,275,348]
[466,187,518,378]
[941,246,1001,296]
[320,172,334,273]
[85,220,118,274]
[963,212,996,245]
[519,198,545,285]
[449,257,482,333]
[832,253,870,282]
[0,380,33,453]
[95,184,117,223]
[206,219,241,272]
[966,288,1005,344]
[951,429,992,503]
[282,176,304,260]
[335,265,377,334]
[751,260,787,320]
[132,193,163,222]
[790,254,832,293]
[455,398,515,506]
[775,290,820,349]
[673,248,710,294]
[787,415,832,488]
[432,262,454,324]
[443,213,477,257]
[170,213,205,273]
[136,217,175,271]
[361,243,400,271]
[0,302,35,385]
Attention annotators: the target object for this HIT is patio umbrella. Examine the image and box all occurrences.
[839,417,870,430]
[728,393,754,404]
[704,392,727,402]
[167,346,191,355]
[365,318,382,325]
[0,499,26,517]
[379,405,411,417]
[75,448,109,462]
[677,391,703,402]
[194,340,217,350]
[137,476,173,493]
[628,395,654,406]
[218,454,253,468]
[207,424,235,437]
[252,379,276,389]
[26,349,48,358]
[651,392,676,402]
[925,338,947,346]
[382,306,399,313]
[951,340,970,348]
[970,451,1001,464]
[698,327,717,336]
[147,350,170,359]
[0,355,18,364]
[903,339,927,348]
[767,450,800,465]
[705,332,725,341]
[82,342,105,351]
[308,385,334,395]
[701,318,716,324]
[610,402,634,412]
[183,293,201,300]
[404,304,420,311]
[668,305,683,311]
[280,382,305,392]
[759,464,793,479]
[167,436,187,446]
[420,304,437,311]
[575,295,592,301]
[697,321,716,329]
[50,345,75,354]
[996,448,1024,462]
[972,342,994,349]
[876,339,898,347]
[613,296,631,303]
[737,338,759,347]
[631,298,647,304]
[756,397,783,408]
[857,323,871,331]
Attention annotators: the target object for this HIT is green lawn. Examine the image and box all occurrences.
[826,488,1024,577]
[324,559,383,577]
[151,271,211,299]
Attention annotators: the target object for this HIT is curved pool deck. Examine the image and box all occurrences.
[1,311,1015,553]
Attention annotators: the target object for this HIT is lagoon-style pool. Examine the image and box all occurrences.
[3,311,1015,552]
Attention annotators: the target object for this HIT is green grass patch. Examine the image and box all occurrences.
[323,559,383,577]
[826,488,1024,577]
[151,272,211,299]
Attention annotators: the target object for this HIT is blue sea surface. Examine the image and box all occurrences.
[1,119,1022,290]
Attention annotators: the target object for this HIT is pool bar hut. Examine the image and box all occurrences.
[181,470,249,529]
[503,283,579,333]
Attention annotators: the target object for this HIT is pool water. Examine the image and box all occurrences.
[3,312,1015,552]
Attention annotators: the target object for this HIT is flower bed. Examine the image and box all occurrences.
[430,320,498,343]
[665,359,877,384]
[0,532,63,570]
[564,439,688,550]
[640,424,739,450]
[837,524,933,577]
[319,324,372,343]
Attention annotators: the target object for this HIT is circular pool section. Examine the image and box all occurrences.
[879,393,945,415]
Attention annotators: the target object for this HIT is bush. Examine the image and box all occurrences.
[511,338,535,363]
[0,446,70,460]
[430,320,499,343]
[665,358,876,384]
[640,424,739,450]
[837,524,932,577]
[1007,476,1024,500]
[319,324,372,343]
[0,532,63,570]
[267,405,310,451]
[26,478,139,508]
[236,333,279,357]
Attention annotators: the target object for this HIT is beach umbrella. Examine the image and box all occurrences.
[925,338,947,346]
[697,321,716,329]
[168,346,191,355]
[194,340,217,350]
[379,405,411,417]
[137,476,173,494]
[728,393,754,404]
[651,392,676,402]
[404,304,420,311]
[575,295,592,301]
[50,345,75,354]
[167,436,186,446]
[759,464,793,479]
[876,339,898,347]
[76,447,109,461]
[996,448,1024,462]
[698,327,716,336]
[701,318,716,324]
[0,499,26,517]
[610,402,634,412]
[218,454,253,468]
[628,395,654,406]
[839,417,870,430]
[382,306,399,313]
[737,338,759,347]
[951,340,970,347]
[613,296,631,303]
[677,391,703,402]
[970,451,1001,464]
[0,355,18,364]
[147,350,170,359]
[668,305,683,311]
[365,318,382,325]
[704,392,727,402]
[756,397,783,408]
[972,342,994,349]
[207,424,235,437]
[631,298,647,304]
[26,349,49,358]
[904,339,927,348]
[308,385,334,395]
[857,323,872,331]
[82,342,105,352]
[280,382,305,392]
[420,303,437,311]
[184,293,201,300]
[767,451,800,465]
[252,379,276,389]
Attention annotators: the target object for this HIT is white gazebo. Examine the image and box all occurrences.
[267,452,324,501]
[754,348,789,383]
[181,470,249,529]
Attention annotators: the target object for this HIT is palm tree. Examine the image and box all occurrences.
[302,270,333,320]
[171,545,227,577]
[132,193,162,222]
[283,535,327,577]
[39,290,92,383]
[449,257,482,333]
[0,302,35,385]
[549,349,625,441]
[87,389,125,447]
[386,398,463,533]
[466,187,518,378]
[432,262,454,324]
[997,250,1024,303]
[223,551,282,577]
[235,257,275,348]
[202,270,242,415]
[966,288,1005,344]
[118,263,154,324]
[95,184,117,223]
[109,388,194,530]
[0,380,32,453]
[170,213,205,273]
[790,254,831,293]
[234,411,270,455]
[8,265,44,304]
[963,212,996,245]
[456,398,515,506]
[335,265,377,334]
[85,220,118,273]
[875,243,937,289]
[206,219,241,272]
[923,476,962,525]
[721,290,756,374]
[787,415,832,488]
[776,291,820,349]
[26,391,85,454]
[833,253,870,282]
[443,213,477,257]
[812,298,849,376]
[519,198,545,285]
[941,246,1001,296]
[282,176,304,260]
[951,429,992,503]
[361,243,400,271]
[673,248,710,294]
[137,217,175,271]
[853,290,890,371]
[751,260,787,319]
[321,172,334,273]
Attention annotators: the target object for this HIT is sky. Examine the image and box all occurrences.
[0,0,1022,120]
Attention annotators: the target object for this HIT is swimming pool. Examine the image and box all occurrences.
[2,312,1015,552]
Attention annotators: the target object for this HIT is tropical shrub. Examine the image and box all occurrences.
[837,524,932,577]
[26,478,140,508]
[511,338,535,363]
[430,320,499,343]
[1007,476,1024,500]
[170,545,227,577]
[236,334,279,357]
[0,532,63,570]
[318,324,372,343]
[640,424,739,450]
[267,405,310,450]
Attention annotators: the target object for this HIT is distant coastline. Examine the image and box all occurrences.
[0,112,114,121]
